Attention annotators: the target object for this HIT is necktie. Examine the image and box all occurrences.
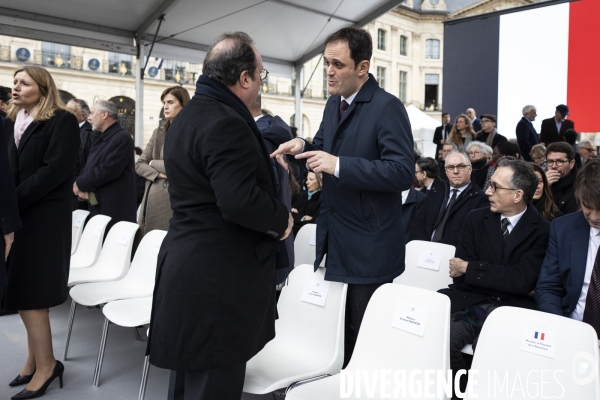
[582,246,600,337]
[340,100,349,119]
[432,189,458,242]
[501,218,511,243]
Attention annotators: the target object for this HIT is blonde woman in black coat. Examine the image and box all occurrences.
[5,66,79,399]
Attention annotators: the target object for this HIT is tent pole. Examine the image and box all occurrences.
[294,64,303,137]
[135,39,145,148]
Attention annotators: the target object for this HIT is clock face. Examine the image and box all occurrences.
[429,0,440,5]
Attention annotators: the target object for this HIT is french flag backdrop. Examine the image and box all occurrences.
[443,0,599,136]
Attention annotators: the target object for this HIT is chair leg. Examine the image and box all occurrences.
[138,355,150,400]
[63,300,77,360]
[133,326,142,341]
[92,318,110,387]
[285,374,330,394]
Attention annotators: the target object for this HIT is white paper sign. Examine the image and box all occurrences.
[93,225,103,237]
[301,278,331,306]
[521,327,556,359]
[309,231,316,246]
[392,300,429,337]
[117,230,131,246]
[151,243,161,254]
[417,250,443,271]
[73,215,85,228]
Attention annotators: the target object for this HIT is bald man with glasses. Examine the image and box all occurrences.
[409,151,488,247]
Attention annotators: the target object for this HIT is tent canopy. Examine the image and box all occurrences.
[0,0,404,77]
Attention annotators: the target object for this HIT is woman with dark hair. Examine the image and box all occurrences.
[447,114,476,150]
[133,86,190,250]
[5,66,80,398]
[291,171,322,236]
[530,163,563,221]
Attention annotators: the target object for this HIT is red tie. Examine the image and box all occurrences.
[582,244,600,336]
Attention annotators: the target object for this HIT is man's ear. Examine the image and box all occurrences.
[357,60,370,77]
[239,70,251,89]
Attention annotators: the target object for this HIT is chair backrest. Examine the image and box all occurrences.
[393,240,456,292]
[294,224,317,267]
[348,284,450,377]
[70,214,111,268]
[122,230,167,292]
[92,221,139,279]
[71,209,90,255]
[277,264,347,371]
[465,306,600,399]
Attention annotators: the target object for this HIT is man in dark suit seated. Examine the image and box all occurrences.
[539,104,574,145]
[535,160,600,345]
[475,114,507,150]
[433,112,452,154]
[415,157,441,194]
[545,141,578,215]
[516,105,540,162]
[443,158,550,394]
[409,151,488,247]
[466,108,481,132]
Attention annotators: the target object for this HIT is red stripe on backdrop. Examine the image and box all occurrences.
[567,0,600,132]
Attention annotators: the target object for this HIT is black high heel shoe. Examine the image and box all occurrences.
[8,372,34,387]
[11,361,63,399]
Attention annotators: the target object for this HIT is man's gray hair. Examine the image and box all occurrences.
[466,141,492,156]
[579,139,593,147]
[496,158,538,203]
[95,100,118,120]
[202,32,257,87]
[446,150,471,166]
[522,105,536,115]
[70,99,90,117]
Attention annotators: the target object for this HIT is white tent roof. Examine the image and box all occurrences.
[0,0,405,77]
[405,104,440,130]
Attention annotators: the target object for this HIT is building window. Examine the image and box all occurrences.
[377,66,386,90]
[424,73,439,110]
[377,29,386,51]
[425,39,440,59]
[41,42,71,68]
[108,52,133,75]
[400,35,408,56]
[399,71,408,103]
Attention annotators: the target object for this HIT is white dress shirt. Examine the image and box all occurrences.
[253,115,264,122]
[556,120,562,134]
[500,206,527,234]
[78,121,86,128]
[401,189,409,205]
[570,227,600,321]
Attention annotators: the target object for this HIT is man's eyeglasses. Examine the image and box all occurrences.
[260,69,269,80]
[547,159,568,167]
[487,181,518,193]
[532,156,546,162]
[445,164,469,172]
[582,147,597,153]
[415,169,423,174]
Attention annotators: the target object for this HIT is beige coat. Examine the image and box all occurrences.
[133,122,172,250]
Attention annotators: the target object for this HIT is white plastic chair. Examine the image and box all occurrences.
[393,240,456,292]
[92,297,153,387]
[294,224,326,267]
[242,264,348,394]
[70,214,111,269]
[71,209,90,255]
[464,306,600,399]
[63,230,166,360]
[286,284,451,400]
[68,221,139,286]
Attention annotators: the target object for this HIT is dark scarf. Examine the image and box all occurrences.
[194,74,279,192]
[471,158,489,190]
[551,166,577,194]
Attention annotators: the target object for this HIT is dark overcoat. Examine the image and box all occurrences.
[408,180,488,247]
[401,186,426,243]
[0,120,21,291]
[539,117,575,145]
[5,110,79,310]
[76,121,137,232]
[441,206,550,313]
[302,74,415,284]
[147,93,289,370]
[515,116,539,162]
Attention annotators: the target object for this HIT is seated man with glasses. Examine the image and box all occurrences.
[577,139,597,166]
[475,114,508,150]
[409,150,488,247]
[546,141,578,215]
[440,158,550,395]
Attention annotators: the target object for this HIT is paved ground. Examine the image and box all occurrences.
[0,299,274,400]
